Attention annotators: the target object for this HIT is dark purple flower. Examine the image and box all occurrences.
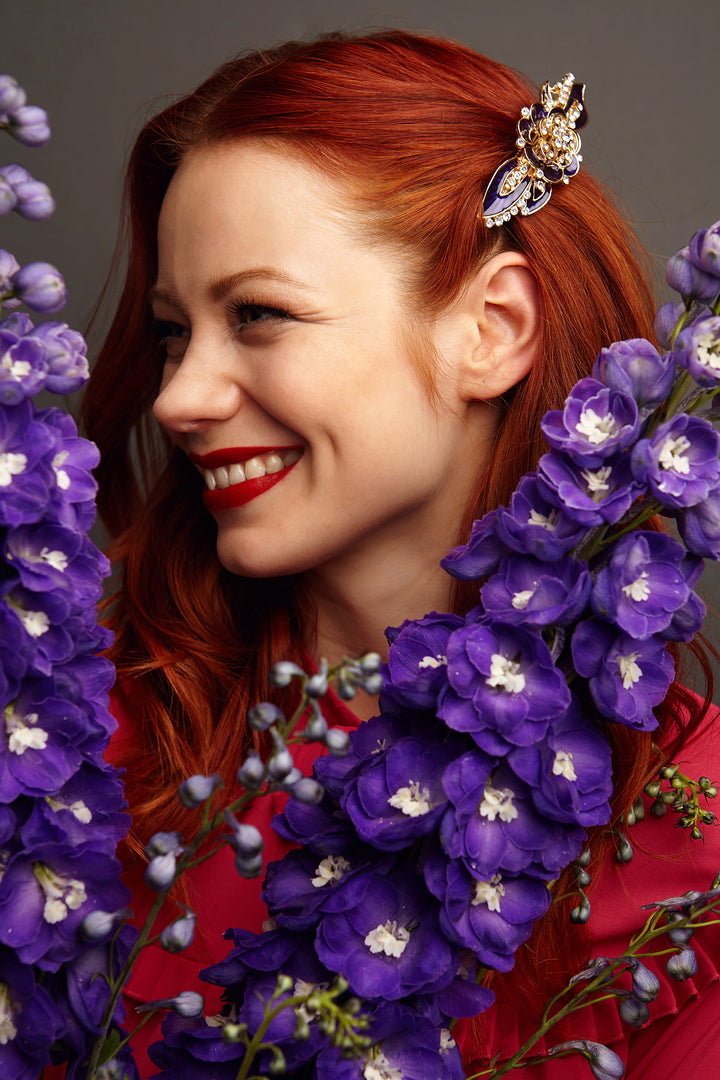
[571,619,674,728]
[382,612,462,710]
[494,475,586,560]
[11,261,66,313]
[440,752,584,879]
[541,378,639,465]
[440,509,509,581]
[631,413,720,508]
[0,686,88,801]
[315,869,457,1000]
[273,791,358,855]
[5,523,108,607]
[0,948,67,1079]
[673,316,720,386]
[342,736,461,850]
[508,697,613,827]
[593,337,676,413]
[538,450,642,527]
[678,488,720,557]
[148,1013,242,1079]
[481,553,591,627]
[438,620,570,755]
[688,221,720,278]
[424,849,550,971]
[2,581,73,676]
[0,399,55,525]
[4,105,51,147]
[548,1039,624,1080]
[262,845,378,930]
[591,531,691,639]
[666,246,720,302]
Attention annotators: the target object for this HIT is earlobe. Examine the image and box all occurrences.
[458,251,540,402]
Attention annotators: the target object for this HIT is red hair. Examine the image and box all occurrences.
[81,29,713,1052]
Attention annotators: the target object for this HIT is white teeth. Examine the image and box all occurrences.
[202,448,302,491]
[244,456,266,480]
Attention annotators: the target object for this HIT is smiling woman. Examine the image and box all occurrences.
[78,28,718,1079]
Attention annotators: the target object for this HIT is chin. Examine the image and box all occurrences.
[215,535,312,580]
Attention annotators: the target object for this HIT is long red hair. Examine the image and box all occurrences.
[81,29,713,1047]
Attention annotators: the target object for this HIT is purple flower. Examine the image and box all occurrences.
[508,697,613,827]
[440,752,584,879]
[549,1039,624,1079]
[593,338,676,413]
[0,76,26,114]
[0,949,67,1079]
[28,321,88,393]
[315,869,457,1000]
[654,301,685,348]
[673,316,720,386]
[10,261,66,314]
[591,531,691,639]
[678,487,720,557]
[541,378,639,466]
[148,1013,242,1079]
[0,685,87,801]
[494,475,586,560]
[0,314,48,404]
[0,400,55,526]
[273,791,358,855]
[9,177,55,222]
[160,908,196,953]
[538,450,642,527]
[262,845,379,930]
[571,619,674,728]
[666,245,720,302]
[342,736,461,850]
[382,612,462,710]
[481,553,591,627]
[0,249,20,291]
[631,413,720,508]
[4,104,51,147]
[688,220,720,277]
[438,620,570,755]
[440,509,509,581]
[424,849,550,971]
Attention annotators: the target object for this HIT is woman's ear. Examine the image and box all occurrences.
[455,251,540,401]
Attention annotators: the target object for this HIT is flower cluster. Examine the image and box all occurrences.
[146,220,720,1078]
[0,76,134,1080]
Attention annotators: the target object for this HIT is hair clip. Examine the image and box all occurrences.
[482,73,587,228]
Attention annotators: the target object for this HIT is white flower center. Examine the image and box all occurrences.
[486,654,526,693]
[479,784,518,822]
[512,587,536,610]
[39,547,69,571]
[576,407,618,445]
[529,508,560,531]
[622,572,650,602]
[581,465,612,495]
[552,750,577,781]
[364,920,410,958]
[6,595,50,637]
[471,873,506,912]
[4,705,48,755]
[388,780,432,817]
[617,652,642,690]
[418,654,447,669]
[1,354,31,378]
[0,983,18,1045]
[364,1053,403,1080]
[0,452,26,487]
[696,327,720,371]
[440,1029,456,1051]
[46,797,92,824]
[311,854,350,888]
[658,435,691,475]
[293,978,329,1025]
[52,451,71,490]
[33,863,87,924]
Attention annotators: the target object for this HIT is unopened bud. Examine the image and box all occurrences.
[178,773,221,808]
[667,946,698,981]
[619,993,649,1027]
[248,702,284,731]
[145,831,183,859]
[324,728,351,757]
[145,851,178,891]
[289,778,325,805]
[237,750,265,790]
[160,909,196,953]
[269,661,305,687]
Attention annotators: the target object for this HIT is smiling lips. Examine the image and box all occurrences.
[190,446,303,511]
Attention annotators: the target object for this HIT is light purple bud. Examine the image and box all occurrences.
[145,851,178,891]
[145,830,183,858]
[619,993,649,1027]
[226,817,263,857]
[689,221,720,277]
[13,178,55,221]
[136,990,204,1018]
[0,176,17,216]
[81,908,130,942]
[269,660,305,686]
[178,772,221,808]
[11,261,67,313]
[627,958,659,1002]
[248,701,284,731]
[653,301,685,348]
[288,777,324,805]
[237,749,265,790]
[160,909,196,953]
[667,946,697,981]
[6,104,51,146]
[666,247,719,303]
[549,1040,624,1080]
[324,728,351,756]
[0,248,21,291]
[0,164,31,186]
[0,76,27,114]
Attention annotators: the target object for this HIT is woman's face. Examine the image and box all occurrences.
[152,143,498,581]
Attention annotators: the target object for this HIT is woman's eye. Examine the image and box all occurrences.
[154,320,190,358]
[229,301,292,333]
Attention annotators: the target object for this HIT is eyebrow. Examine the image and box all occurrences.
[149,268,314,309]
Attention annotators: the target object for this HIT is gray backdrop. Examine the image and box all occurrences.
[3,0,720,687]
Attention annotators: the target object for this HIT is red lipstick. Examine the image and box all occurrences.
[191,446,302,512]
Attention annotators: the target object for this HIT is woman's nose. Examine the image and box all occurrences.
[152,345,243,434]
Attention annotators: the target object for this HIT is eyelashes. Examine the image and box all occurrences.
[152,298,294,356]
[226,298,294,330]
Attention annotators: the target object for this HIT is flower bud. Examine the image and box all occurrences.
[12,178,55,221]
[268,746,294,781]
[269,661,305,687]
[234,850,264,878]
[237,749,265,790]
[570,897,591,924]
[324,728,351,757]
[0,247,21,291]
[615,835,633,863]
[145,831,183,859]
[6,104,51,146]
[667,946,697,981]
[305,659,329,699]
[689,222,720,277]
[619,993,649,1027]
[627,958,659,1002]
[653,300,684,347]
[276,766,303,788]
[289,777,325,805]
[248,701,284,731]
[549,1039,624,1080]
[225,814,264,858]
[160,908,196,953]
[178,772,221,808]
[222,1023,246,1043]
[305,702,328,741]
[11,260,66,313]
[359,652,382,674]
[666,247,719,302]
[0,175,17,216]
[81,908,130,942]
[145,851,178,891]
[0,76,27,114]
[137,990,204,1018]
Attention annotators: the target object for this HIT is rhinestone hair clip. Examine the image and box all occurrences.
[482,73,588,228]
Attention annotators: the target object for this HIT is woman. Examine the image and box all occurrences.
[81,30,719,1077]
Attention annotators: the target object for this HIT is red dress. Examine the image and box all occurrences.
[105,695,720,1077]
